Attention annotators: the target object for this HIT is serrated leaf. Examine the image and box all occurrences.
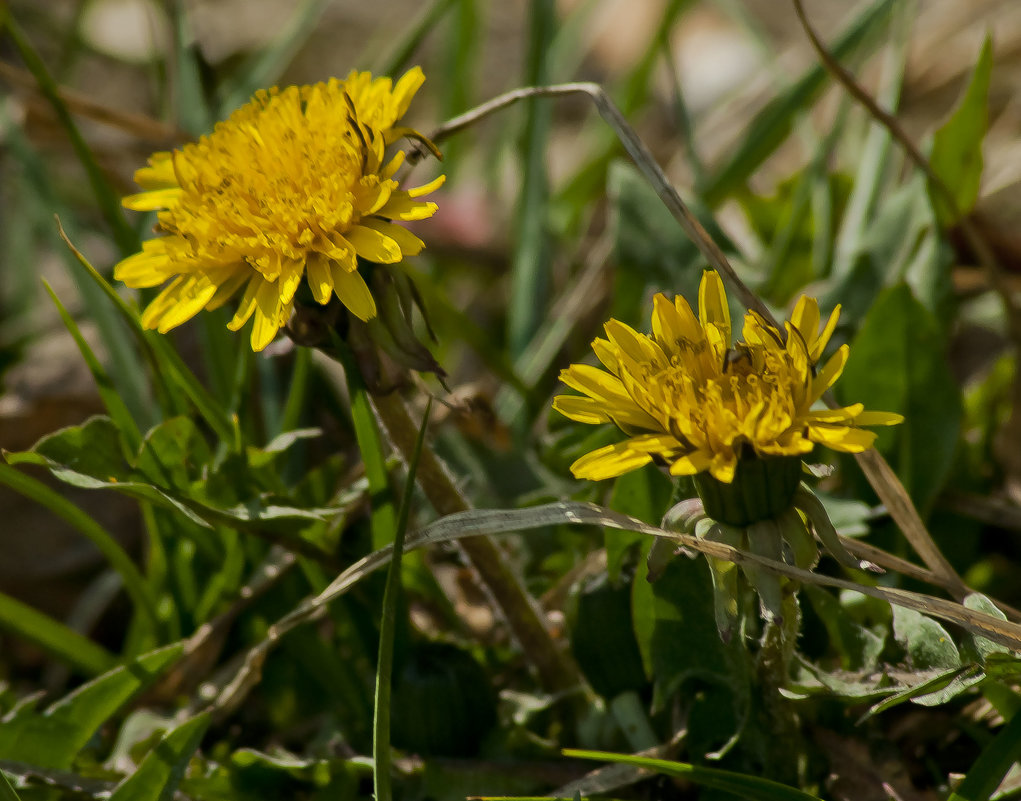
[804,586,886,671]
[9,416,130,482]
[108,713,209,801]
[135,417,211,491]
[564,749,824,801]
[893,606,961,670]
[864,665,981,718]
[0,644,183,769]
[929,35,993,225]
[246,428,322,469]
[964,593,1014,663]
[606,467,673,582]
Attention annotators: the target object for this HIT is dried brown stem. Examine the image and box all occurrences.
[790,0,1021,602]
[370,391,583,694]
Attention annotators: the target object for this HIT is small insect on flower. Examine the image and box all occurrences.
[115,68,444,351]
[553,270,902,488]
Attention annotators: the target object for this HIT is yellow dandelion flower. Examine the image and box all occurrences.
[114,67,444,352]
[553,271,902,485]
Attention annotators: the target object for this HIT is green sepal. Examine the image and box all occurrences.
[694,455,802,526]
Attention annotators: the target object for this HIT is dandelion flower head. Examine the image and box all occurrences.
[115,68,444,351]
[553,271,902,484]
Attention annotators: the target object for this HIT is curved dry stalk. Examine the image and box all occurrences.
[791,0,1021,604]
[200,501,1021,720]
[370,391,583,694]
[412,79,970,603]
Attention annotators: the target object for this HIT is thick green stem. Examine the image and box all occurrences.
[755,596,803,784]
[371,391,582,693]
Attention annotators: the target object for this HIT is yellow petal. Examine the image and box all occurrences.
[604,319,663,368]
[123,188,183,212]
[570,433,677,481]
[812,304,841,363]
[330,262,376,320]
[668,450,712,476]
[805,404,863,423]
[708,451,737,483]
[552,395,614,424]
[345,225,402,264]
[227,277,262,332]
[808,424,877,452]
[810,344,849,400]
[392,66,426,118]
[306,252,334,305]
[853,410,904,426]
[559,363,629,404]
[377,194,439,221]
[360,218,425,256]
[114,241,175,288]
[134,152,178,189]
[698,270,730,344]
[790,295,819,347]
[408,174,446,198]
[205,269,250,311]
[145,275,218,332]
[250,279,284,351]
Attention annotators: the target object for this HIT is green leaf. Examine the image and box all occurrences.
[564,749,824,801]
[6,417,344,534]
[373,399,431,801]
[703,0,897,207]
[43,282,143,452]
[134,417,211,491]
[929,35,993,225]
[863,665,982,719]
[0,463,160,633]
[108,713,209,801]
[892,605,961,670]
[608,161,729,329]
[606,466,673,582]
[803,586,885,672]
[631,546,747,757]
[0,590,116,680]
[507,0,555,359]
[0,769,22,801]
[838,284,962,512]
[948,705,1021,801]
[0,644,182,768]
[964,593,1013,663]
[3,17,138,255]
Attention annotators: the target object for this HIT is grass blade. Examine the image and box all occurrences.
[0,769,22,801]
[0,463,161,635]
[108,713,210,801]
[3,15,138,256]
[507,0,555,359]
[563,749,822,801]
[703,0,897,207]
[0,589,115,676]
[373,398,432,801]
[42,281,142,452]
[948,704,1021,801]
[56,223,238,447]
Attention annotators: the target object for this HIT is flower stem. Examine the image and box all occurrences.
[371,390,582,693]
[754,596,804,783]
